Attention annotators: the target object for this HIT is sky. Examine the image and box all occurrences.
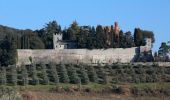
[0,0,170,52]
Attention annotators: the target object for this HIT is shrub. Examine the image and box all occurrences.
[0,67,6,85]
[31,64,39,85]
[59,64,70,83]
[10,65,17,86]
[41,63,49,85]
[88,66,98,83]
[0,92,22,100]
[79,64,89,84]
[68,64,80,84]
[49,62,59,84]
[21,64,28,86]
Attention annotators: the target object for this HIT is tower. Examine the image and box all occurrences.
[145,38,152,51]
[53,33,64,49]
[114,22,120,47]
[114,22,120,35]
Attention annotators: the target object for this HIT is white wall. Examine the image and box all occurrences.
[17,47,138,65]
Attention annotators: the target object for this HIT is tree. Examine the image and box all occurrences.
[134,28,144,46]
[158,42,170,62]
[10,65,17,85]
[97,65,108,84]
[68,64,80,84]
[41,63,49,85]
[67,21,80,41]
[31,64,39,85]
[21,33,45,49]
[154,52,159,62]
[0,67,7,85]
[124,31,134,48]
[49,63,59,84]
[0,36,17,66]
[41,21,61,49]
[88,66,98,83]
[21,64,28,86]
[96,25,105,48]
[59,64,70,83]
[79,65,89,84]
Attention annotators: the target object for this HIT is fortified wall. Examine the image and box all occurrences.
[17,47,139,65]
[17,22,152,65]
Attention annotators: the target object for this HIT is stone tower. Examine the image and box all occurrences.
[145,38,152,51]
[140,38,152,53]
[53,33,64,49]
[114,22,120,35]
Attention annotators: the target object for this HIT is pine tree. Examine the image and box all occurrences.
[59,64,69,83]
[79,65,89,84]
[88,66,98,83]
[49,63,59,84]
[21,64,28,86]
[98,65,108,84]
[0,67,7,85]
[41,63,49,85]
[31,64,39,85]
[68,65,80,84]
[11,65,17,85]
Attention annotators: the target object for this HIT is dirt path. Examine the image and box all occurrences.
[21,91,170,100]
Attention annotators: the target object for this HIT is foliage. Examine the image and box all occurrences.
[59,64,70,83]
[31,64,39,85]
[0,92,22,100]
[0,67,6,85]
[49,62,59,84]
[78,64,89,84]
[88,66,98,83]
[41,63,49,85]
[21,64,28,86]
[0,36,17,66]
[0,64,169,86]
[158,42,170,61]
[68,64,80,84]
[10,65,17,85]
[97,65,108,84]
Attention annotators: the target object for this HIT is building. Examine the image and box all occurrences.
[16,22,152,65]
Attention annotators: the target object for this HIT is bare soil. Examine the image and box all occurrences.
[21,91,170,100]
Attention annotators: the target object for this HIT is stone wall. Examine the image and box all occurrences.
[17,47,139,65]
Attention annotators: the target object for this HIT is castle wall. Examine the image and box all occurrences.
[17,47,138,65]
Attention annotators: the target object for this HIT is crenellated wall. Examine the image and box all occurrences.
[17,47,139,65]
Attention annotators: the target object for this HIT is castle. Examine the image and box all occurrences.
[17,23,152,65]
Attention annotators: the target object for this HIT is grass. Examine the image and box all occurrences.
[131,82,170,89]
[4,83,112,92]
